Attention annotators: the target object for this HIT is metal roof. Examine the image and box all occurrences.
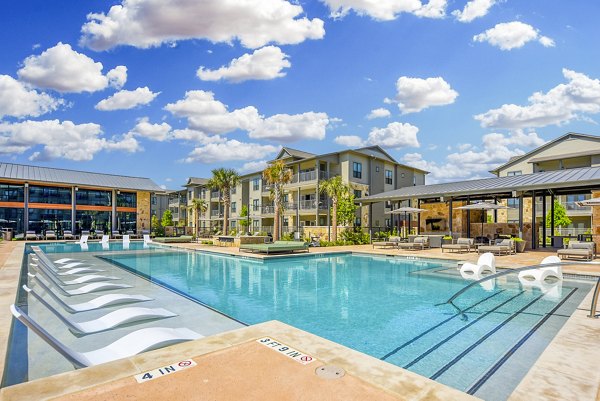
[185,177,209,186]
[358,166,600,203]
[0,162,163,192]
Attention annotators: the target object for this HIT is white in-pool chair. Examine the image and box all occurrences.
[29,273,132,296]
[30,279,152,313]
[459,269,496,291]
[518,276,563,300]
[123,234,130,250]
[10,304,202,368]
[460,252,496,276]
[31,247,94,271]
[100,234,109,243]
[143,234,152,244]
[31,262,103,276]
[518,255,563,282]
[54,258,82,264]
[30,262,119,286]
[76,234,89,245]
[24,286,176,335]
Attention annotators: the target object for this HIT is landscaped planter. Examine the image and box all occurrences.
[515,240,527,253]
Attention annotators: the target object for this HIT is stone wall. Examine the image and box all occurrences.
[136,191,151,232]
[302,226,352,241]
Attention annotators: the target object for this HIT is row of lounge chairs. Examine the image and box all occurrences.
[24,230,148,241]
[372,236,430,251]
[10,245,201,368]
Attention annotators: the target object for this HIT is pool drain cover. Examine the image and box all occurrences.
[315,365,345,379]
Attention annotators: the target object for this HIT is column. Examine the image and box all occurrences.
[541,191,546,248]
[550,192,555,247]
[417,199,421,235]
[466,196,471,238]
[315,160,319,226]
[112,190,118,233]
[518,193,524,239]
[71,187,76,234]
[24,183,29,231]
[531,190,537,249]
[296,187,300,232]
[448,198,453,237]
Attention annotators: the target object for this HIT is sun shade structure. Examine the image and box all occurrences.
[577,197,600,206]
[456,202,508,239]
[386,207,427,238]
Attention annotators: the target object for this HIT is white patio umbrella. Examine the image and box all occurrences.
[387,207,427,237]
[456,202,508,239]
[576,197,600,206]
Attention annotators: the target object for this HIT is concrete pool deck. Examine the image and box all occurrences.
[0,239,599,400]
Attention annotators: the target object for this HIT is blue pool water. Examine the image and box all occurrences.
[99,250,592,400]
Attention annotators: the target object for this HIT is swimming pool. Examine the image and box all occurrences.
[98,250,593,401]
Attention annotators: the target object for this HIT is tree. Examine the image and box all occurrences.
[161,209,174,228]
[208,168,240,235]
[191,198,207,237]
[336,191,358,226]
[546,200,572,231]
[263,160,293,241]
[151,214,163,236]
[239,204,250,233]
[319,176,350,241]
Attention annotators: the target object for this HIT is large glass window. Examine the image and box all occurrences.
[385,170,393,185]
[253,178,260,191]
[353,162,362,179]
[76,189,111,206]
[28,208,72,234]
[117,192,137,208]
[117,211,137,232]
[76,210,111,233]
[29,185,71,204]
[0,208,24,234]
[0,184,24,202]
[231,202,236,213]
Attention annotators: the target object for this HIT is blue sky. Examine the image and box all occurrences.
[1,0,599,188]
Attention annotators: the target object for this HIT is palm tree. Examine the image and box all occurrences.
[319,175,350,241]
[207,168,240,235]
[263,160,293,241]
[191,198,207,237]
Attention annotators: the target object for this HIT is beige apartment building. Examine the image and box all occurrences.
[182,146,427,237]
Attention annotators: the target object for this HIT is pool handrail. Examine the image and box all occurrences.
[440,260,600,315]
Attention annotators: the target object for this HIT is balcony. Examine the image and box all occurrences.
[262,180,272,193]
[210,210,223,218]
[211,191,220,199]
[298,199,317,210]
[261,205,275,214]
[171,213,180,220]
[289,170,330,184]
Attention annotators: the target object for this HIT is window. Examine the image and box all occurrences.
[188,190,193,200]
[29,185,71,204]
[385,170,393,185]
[352,162,362,179]
[507,171,522,176]
[354,189,361,199]
[354,216,361,227]
[76,210,111,233]
[385,201,391,209]
[230,220,237,228]
[507,198,520,208]
[76,189,111,206]
[0,208,24,234]
[231,186,236,195]
[385,218,391,228]
[231,202,236,213]
[117,192,136,208]
[375,166,380,172]
[413,176,416,186]
[28,208,73,233]
[117,211,137,232]
[253,178,260,191]
[252,199,260,212]
[0,184,24,202]
[151,195,156,205]
[401,172,405,178]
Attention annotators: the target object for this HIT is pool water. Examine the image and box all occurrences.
[101,250,592,400]
[38,241,152,253]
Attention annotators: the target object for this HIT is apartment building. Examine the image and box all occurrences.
[491,132,600,234]
[183,146,427,235]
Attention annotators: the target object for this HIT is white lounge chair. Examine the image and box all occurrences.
[123,234,130,250]
[76,234,89,245]
[30,279,152,313]
[54,258,83,264]
[30,261,119,285]
[31,263,103,276]
[24,286,176,334]
[31,247,92,270]
[10,304,202,368]
[518,255,563,282]
[460,252,496,276]
[143,234,152,244]
[29,273,132,296]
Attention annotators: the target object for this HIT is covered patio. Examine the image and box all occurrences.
[358,166,600,251]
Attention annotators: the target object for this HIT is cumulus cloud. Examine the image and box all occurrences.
[0,75,62,118]
[393,76,458,114]
[452,0,496,23]
[95,87,159,111]
[475,69,600,129]
[80,0,324,50]
[402,130,546,183]
[366,108,391,120]
[0,119,140,161]
[164,90,261,135]
[249,112,329,142]
[183,140,278,163]
[322,0,446,21]
[367,122,420,148]
[197,46,290,83]
[334,135,365,147]
[473,21,555,51]
[17,43,127,93]
[171,128,226,145]
[129,117,172,141]
[238,160,269,173]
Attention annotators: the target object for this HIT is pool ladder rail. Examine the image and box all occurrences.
[438,260,600,320]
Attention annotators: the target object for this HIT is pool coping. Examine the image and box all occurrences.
[0,241,599,400]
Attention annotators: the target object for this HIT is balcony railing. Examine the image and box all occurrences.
[172,213,179,220]
[210,210,223,217]
[298,199,317,210]
[289,170,330,184]
[211,191,220,199]
[262,205,275,214]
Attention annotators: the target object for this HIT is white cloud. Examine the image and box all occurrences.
[402,130,546,183]
[249,112,329,142]
[80,0,324,50]
[322,0,446,21]
[129,117,172,141]
[183,140,278,163]
[0,119,140,161]
[96,87,159,111]
[452,0,496,23]
[366,108,391,120]
[473,21,555,50]
[171,128,226,145]
[367,122,420,148]
[393,76,458,114]
[475,69,600,129]
[17,43,127,93]
[238,160,269,173]
[197,46,290,83]
[0,75,62,118]
[334,135,365,147]
[164,90,261,134]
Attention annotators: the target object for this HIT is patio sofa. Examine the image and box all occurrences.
[239,241,309,255]
[372,236,402,249]
[397,236,429,251]
[477,239,515,256]
[441,238,474,253]
[557,241,595,261]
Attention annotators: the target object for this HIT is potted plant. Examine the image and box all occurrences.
[514,237,526,253]
[442,235,453,245]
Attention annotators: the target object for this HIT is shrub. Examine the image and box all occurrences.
[281,232,295,241]
[340,228,370,245]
